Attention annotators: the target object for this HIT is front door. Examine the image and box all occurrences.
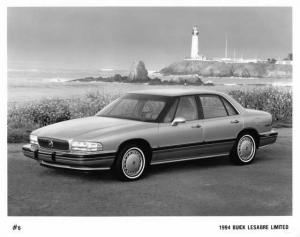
[154,96,204,162]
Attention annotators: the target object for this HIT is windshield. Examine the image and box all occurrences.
[96,94,168,122]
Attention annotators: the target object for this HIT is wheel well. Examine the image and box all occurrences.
[117,139,153,162]
[237,128,260,147]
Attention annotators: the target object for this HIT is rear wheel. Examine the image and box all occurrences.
[113,144,146,181]
[230,134,256,165]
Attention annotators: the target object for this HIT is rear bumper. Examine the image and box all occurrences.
[22,144,115,171]
[259,130,278,148]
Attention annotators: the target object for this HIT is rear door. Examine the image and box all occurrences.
[198,94,243,155]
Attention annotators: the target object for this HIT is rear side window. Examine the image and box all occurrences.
[222,98,238,116]
[199,95,227,119]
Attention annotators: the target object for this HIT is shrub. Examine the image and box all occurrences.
[7,91,120,143]
[229,87,292,124]
[68,90,119,119]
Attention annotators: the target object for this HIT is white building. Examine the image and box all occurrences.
[187,26,206,61]
[276,60,292,65]
[191,26,199,58]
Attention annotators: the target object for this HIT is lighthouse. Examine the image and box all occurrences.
[191,26,199,59]
[184,26,206,61]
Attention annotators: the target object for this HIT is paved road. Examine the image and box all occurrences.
[8,128,292,216]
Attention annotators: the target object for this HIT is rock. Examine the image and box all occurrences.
[148,77,162,85]
[111,74,125,81]
[128,60,149,81]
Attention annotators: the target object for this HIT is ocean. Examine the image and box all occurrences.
[8,67,129,86]
[8,67,130,103]
[7,66,292,104]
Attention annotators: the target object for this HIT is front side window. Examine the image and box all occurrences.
[97,94,167,122]
[199,95,227,119]
[174,96,198,121]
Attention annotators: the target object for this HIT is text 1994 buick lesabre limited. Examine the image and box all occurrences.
[23,89,278,181]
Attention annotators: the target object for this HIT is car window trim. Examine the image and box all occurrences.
[169,98,179,123]
[195,95,204,120]
[104,93,240,123]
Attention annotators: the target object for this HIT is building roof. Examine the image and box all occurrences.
[128,88,222,97]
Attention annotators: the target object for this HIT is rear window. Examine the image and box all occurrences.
[222,98,238,116]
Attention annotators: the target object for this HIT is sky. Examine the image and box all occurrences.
[7,7,292,70]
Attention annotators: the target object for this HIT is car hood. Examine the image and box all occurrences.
[32,116,147,141]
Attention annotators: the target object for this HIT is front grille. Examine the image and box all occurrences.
[38,137,69,151]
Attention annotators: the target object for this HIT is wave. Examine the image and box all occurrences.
[8,68,39,72]
[272,82,292,87]
[99,68,114,71]
[47,77,72,83]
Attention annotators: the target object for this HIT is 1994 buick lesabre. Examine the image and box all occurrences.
[23,89,278,181]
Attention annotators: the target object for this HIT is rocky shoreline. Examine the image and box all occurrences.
[70,59,292,85]
[71,74,214,86]
[160,60,292,78]
[71,60,214,85]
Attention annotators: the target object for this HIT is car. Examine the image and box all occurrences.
[22,89,278,181]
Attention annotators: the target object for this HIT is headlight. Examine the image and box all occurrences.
[30,134,38,145]
[71,141,103,152]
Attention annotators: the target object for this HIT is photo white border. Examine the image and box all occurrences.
[1,0,299,236]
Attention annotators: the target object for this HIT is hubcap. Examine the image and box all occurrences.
[122,148,145,179]
[237,135,255,162]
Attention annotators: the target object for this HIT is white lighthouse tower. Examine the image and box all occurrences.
[191,26,199,59]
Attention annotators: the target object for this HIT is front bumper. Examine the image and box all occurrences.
[259,130,278,148]
[22,144,115,171]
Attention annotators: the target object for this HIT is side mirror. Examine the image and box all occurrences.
[171,117,186,126]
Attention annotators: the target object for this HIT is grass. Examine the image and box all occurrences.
[7,87,292,143]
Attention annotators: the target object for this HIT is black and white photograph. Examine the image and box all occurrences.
[2,1,299,237]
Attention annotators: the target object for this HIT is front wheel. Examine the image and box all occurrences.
[113,145,146,181]
[230,134,257,165]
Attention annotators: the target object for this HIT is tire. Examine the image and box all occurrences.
[113,144,147,181]
[230,133,257,165]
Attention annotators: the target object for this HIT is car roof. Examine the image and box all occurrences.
[128,88,223,97]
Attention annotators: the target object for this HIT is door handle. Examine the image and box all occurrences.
[191,124,202,128]
[230,119,240,124]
